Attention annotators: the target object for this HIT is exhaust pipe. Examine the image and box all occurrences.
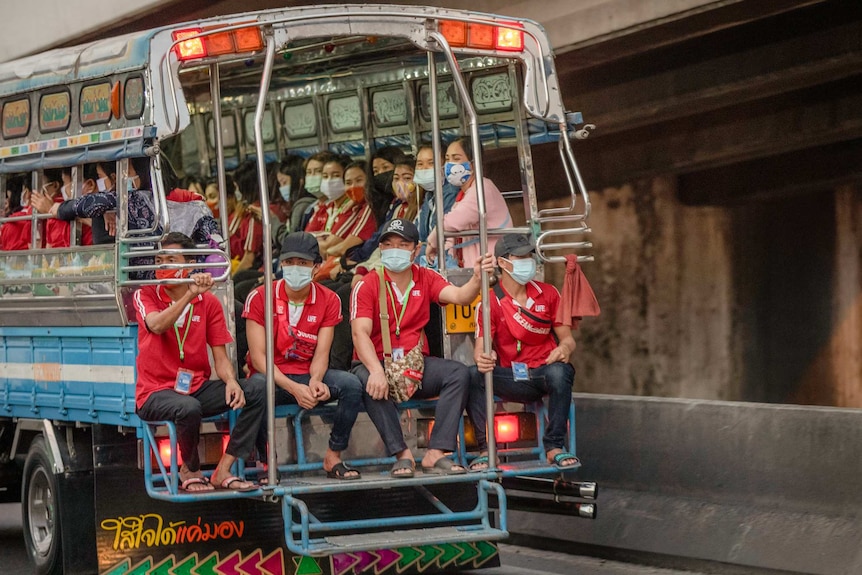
[498,494,597,519]
[503,476,598,500]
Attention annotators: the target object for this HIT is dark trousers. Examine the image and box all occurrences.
[352,356,470,456]
[249,369,363,452]
[329,281,355,371]
[467,362,575,452]
[137,377,266,472]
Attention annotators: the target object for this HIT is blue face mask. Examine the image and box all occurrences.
[282,265,314,291]
[444,161,472,187]
[279,183,291,201]
[503,257,537,285]
[380,248,413,272]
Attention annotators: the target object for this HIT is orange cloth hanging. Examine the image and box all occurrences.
[556,254,600,329]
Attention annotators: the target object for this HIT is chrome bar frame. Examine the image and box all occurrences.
[210,63,231,257]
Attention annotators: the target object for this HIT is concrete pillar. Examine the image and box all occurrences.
[546,176,737,399]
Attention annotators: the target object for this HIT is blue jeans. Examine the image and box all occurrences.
[248,369,363,452]
[352,356,470,456]
[467,362,575,452]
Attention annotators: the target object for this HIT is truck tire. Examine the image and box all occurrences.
[22,437,62,575]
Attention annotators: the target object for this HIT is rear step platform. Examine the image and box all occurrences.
[306,525,507,556]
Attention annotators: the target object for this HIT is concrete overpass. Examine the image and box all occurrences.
[4,1,861,407]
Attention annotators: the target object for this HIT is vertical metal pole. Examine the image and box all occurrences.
[429,31,496,471]
[30,172,39,250]
[254,31,278,488]
[210,64,230,252]
[428,51,446,277]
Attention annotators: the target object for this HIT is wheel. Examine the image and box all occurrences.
[21,437,62,575]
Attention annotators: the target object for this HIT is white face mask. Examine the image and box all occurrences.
[320,178,346,201]
[20,192,30,208]
[380,247,413,272]
[282,265,314,291]
[96,177,109,192]
[234,188,243,203]
[305,174,323,198]
[279,183,291,201]
[413,168,436,191]
[60,185,70,200]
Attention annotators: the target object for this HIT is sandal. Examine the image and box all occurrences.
[421,457,466,475]
[390,458,415,479]
[468,455,490,472]
[180,476,213,492]
[215,476,258,492]
[549,451,580,469]
[326,462,361,481]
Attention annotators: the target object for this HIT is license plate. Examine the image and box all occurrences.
[444,295,481,334]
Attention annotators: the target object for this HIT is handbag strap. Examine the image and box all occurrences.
[378,268,392,359]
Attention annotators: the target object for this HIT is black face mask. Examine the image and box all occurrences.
[372,171,394,196]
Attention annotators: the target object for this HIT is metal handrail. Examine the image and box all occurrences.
[428,28,498,476]
[119,158,171,243]
[537,126,592,220]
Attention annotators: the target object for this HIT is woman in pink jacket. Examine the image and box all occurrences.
[426,136,512,268]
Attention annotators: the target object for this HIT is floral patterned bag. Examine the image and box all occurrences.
[379,270,424,402]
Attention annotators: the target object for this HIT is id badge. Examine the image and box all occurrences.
[175,368,194,394]
[512,362,530,382]
[392,347,405,361]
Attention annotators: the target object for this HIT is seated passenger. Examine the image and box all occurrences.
[299,151,336,233]
[350,219,495,477]
[1,176,33,251]
[229,162,265,275]
[390,157,419,223]
[41,169,70,248]
[414,144,460,268]
[426,136,512,267]
[133,232,263,492]
[466,233,578,470]
[243,232,364,480]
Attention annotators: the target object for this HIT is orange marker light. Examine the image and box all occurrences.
[467,23,495,50]
[495,26,524,52]
[495,414,520,443]
[172,29,206,61]
[206,31,235,56]
[234,26,264,53]
[439,21,467,47]
[157,438,183,467]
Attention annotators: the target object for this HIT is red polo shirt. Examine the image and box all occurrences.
[0,206,33,251]
[350,265,450,360]
[133,286,233,409]
[228,211,262,260]
[243,280,342,376]
[476,280,562,368]
[45,197,70,248]
[332,201,376,240]
[303,200,329,233]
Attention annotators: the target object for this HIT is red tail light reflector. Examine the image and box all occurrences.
[495,25,524,52]
[467,23,495,50]
[439,21,467,47]
[157,438,182,467]
[172,29,206,61]
[495,414,520,443]
[234,26,264,53]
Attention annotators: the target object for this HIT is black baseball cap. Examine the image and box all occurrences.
[280,232,322,263]
[495,233,535,259]
[380,218,419,244]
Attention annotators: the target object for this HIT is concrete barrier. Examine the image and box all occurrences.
[509,394,862,575]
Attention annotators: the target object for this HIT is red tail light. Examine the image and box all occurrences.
[172,29,206,61]
[157,438,182,467]
[495,414,520,443]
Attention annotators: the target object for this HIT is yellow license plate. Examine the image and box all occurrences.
[444,295,481,334]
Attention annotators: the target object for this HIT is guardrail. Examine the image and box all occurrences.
[509,394,862,575]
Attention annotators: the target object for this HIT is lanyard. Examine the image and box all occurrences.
[325,199,350,232]
[385,279,414,338]
[173,304,194,362]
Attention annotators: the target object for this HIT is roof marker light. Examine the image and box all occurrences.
[495,25,524,52]
[172,29,206,61]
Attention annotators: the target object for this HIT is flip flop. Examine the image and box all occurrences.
[215,476,258,492]
[550,452,580,469]
[180,477,213,492]
[326,462,361,481]
[421,457,466,475]
[468,455,490,472]
[390,458,415,479]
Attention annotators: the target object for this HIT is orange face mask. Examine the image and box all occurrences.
[155,268,190,281]
[346,185,365,204]
[206,199,219,219]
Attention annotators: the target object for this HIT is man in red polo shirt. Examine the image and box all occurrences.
[350,219,495,478]
[466,233,578,471]
[243,232,364,480]
[134,232,264,492]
